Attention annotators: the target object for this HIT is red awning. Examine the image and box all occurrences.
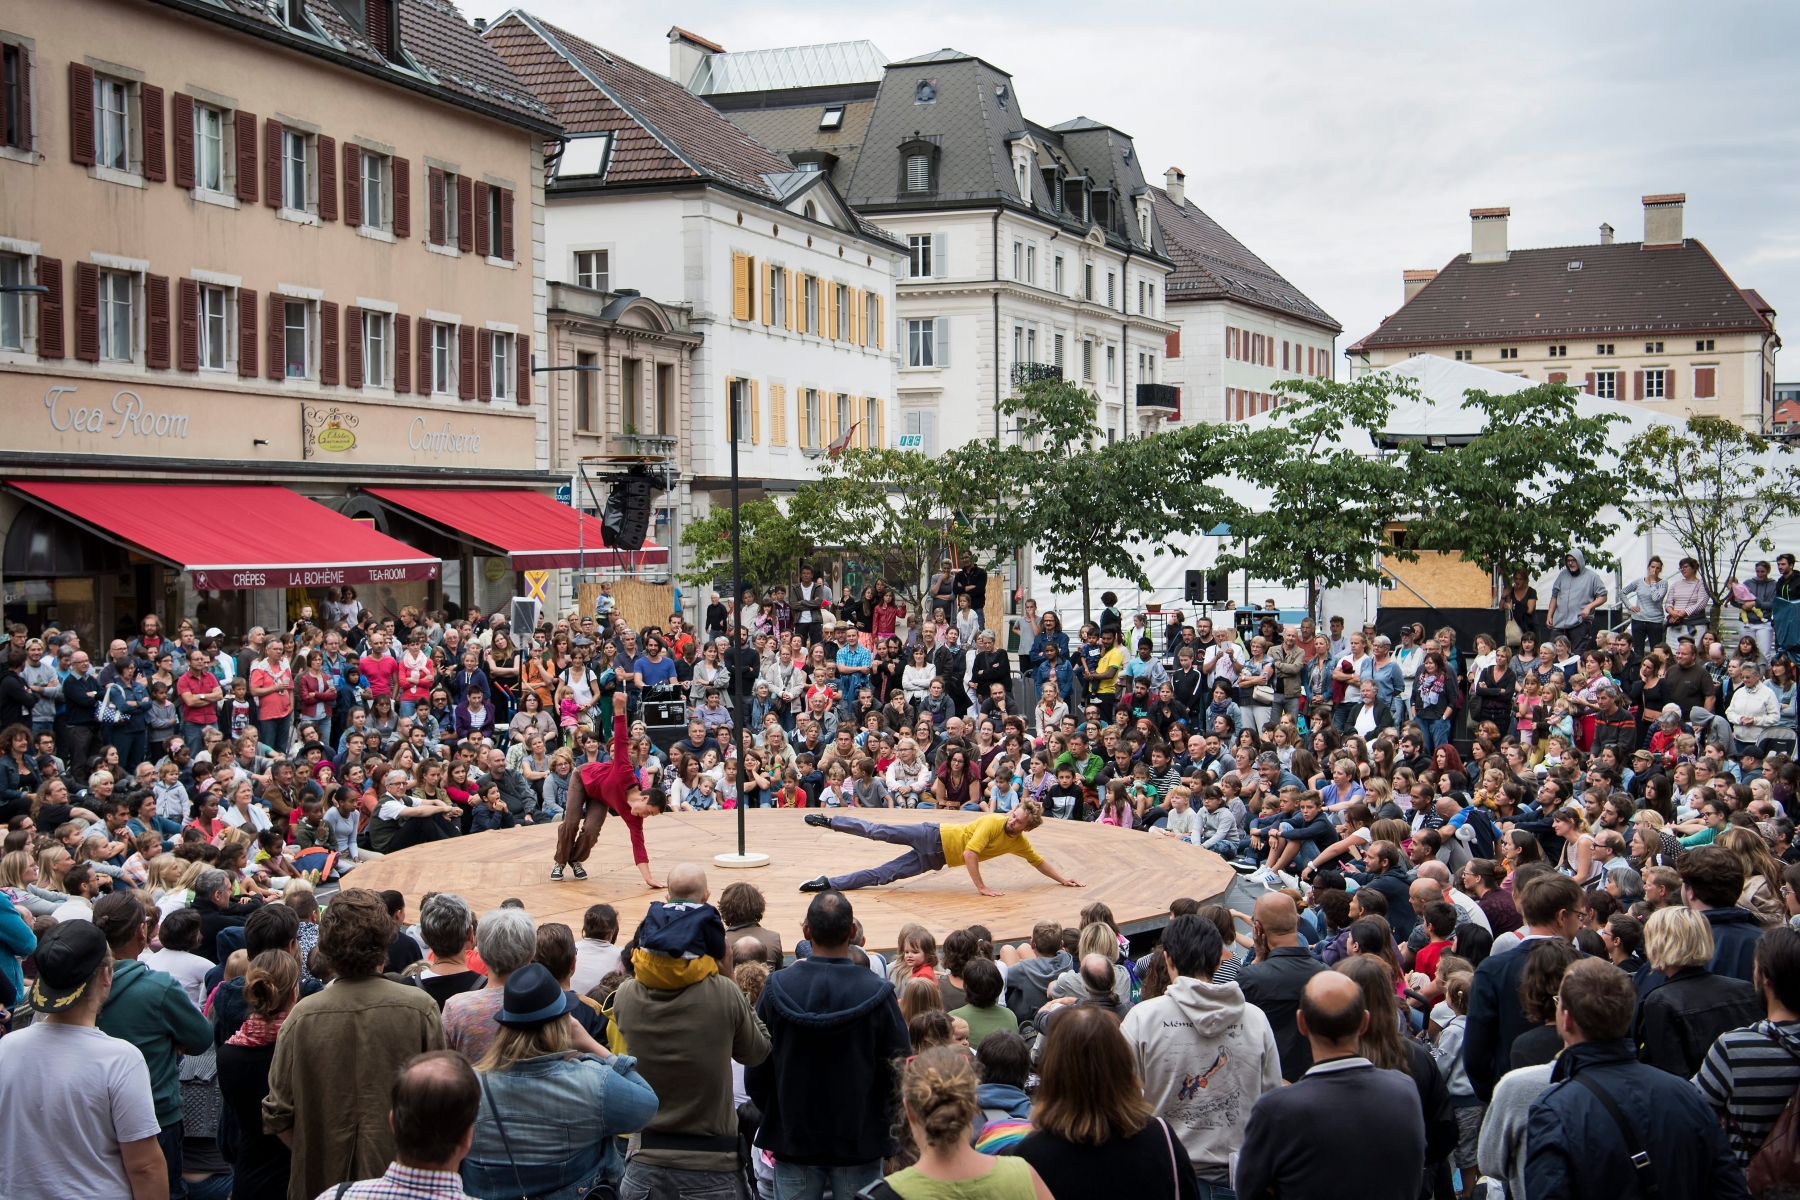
[7,481,439,590]
[361,487,668,571]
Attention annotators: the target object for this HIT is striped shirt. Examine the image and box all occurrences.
[1693,1019,1800,1165]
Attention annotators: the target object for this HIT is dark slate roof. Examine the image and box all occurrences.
[159,0,558,132]
[1152,186,1340,333]
[1348,239,1772,351]
[718,99,877,194]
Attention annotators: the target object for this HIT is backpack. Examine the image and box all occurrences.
[1745,1029,1800,1193]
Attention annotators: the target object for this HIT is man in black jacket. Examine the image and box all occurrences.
[747,890,908,1200]
[1238,893,1329,1082]
[59,649,103,774]
[1465,872,1584,1101]
[1346,840,1417,941]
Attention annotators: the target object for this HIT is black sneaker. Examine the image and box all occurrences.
[803,813,832,829]
[550,863,565,881]
[798,875,831,893]
[570,863,588,880]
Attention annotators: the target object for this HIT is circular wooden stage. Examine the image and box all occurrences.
[346,810,1235,953]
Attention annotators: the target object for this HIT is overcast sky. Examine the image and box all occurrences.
[467,0,1798,366]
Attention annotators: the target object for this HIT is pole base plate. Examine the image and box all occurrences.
[713,852,772,869]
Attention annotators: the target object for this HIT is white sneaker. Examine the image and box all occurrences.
[1249,867,1277,887]
[1275,870,1299,891]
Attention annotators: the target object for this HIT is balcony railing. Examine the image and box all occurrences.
[1136,382,1180,411]
[1011,362,1063,390]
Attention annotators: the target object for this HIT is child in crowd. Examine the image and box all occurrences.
[633,878,727,987]
[120,831,162,888]
[1045,764,1085,821]
[773,768,805,808]
[225,677,253,737]
[1158,787,1197,842]
[1435,970,1482,1197]
[1097,780,1134,827]
[155,761,190,824]
[471,780,516,832]
[796,753,822,806]
[851,758,890,809]
[820,761,849,807]
[1196,787,1240,855]
[688,774,720,811]
[985,759,1020,814]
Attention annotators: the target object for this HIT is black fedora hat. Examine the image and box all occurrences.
[496,963,577,1027]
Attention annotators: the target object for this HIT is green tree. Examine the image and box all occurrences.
[1211,373,1421,617]
[1405,381,1627,586]
[1619,415,1800,633]
[790,448,954,614]
[677,497,809,592]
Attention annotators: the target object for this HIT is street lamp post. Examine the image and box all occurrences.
[716,389,770,870]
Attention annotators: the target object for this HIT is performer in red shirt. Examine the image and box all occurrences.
[554,690,668,886]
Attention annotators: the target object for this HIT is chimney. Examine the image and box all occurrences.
[1163,167,1185,207]
[1642,193,1685,249]
[1470,207,1510,263]
[1599,222,1614,245]
[1403,269,1437,305]
[667,26,724,90]
[472,16,486,32]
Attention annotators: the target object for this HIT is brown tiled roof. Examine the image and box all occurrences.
[1348,239,1773,352]
[1151,187,1339,333]
[171,0,557,131]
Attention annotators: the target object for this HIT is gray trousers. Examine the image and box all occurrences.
[825,816,947,890]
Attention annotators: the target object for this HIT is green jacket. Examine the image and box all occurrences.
[98,958,214,1126]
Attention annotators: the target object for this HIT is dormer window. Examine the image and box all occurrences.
[914,79,936,104]
[899,138,938,196]
[365,0,402,65]
[820,107,844,131]
[285,0,311,30]
[803,200,817,221]
[1015,159,1029,202]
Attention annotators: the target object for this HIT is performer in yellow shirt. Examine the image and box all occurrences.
[799,803,1084,897]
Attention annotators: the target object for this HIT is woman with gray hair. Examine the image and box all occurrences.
[443,906,539,1063]
[416,893,485,1009]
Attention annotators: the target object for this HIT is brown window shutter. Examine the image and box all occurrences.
[145,274,170,367]
[515,333,530,406]
[13,46,30,153]
[1584,371,1596,395]
[235,110,258,203]
[1633,370,1644,400]
[266,291,284,381]
[392,157,410,239]
[69,63,94,165]
[477,328,492,399]
[237,288,258,378]
[1166,331,1180,359]
[343,142,361,227]
[1695,367,1716,399]
[393,314,411,393]
[142,84,166,182]
[263,117,282,207]
[473,182,490,257]
[456,175,473,253]
[500,188,514,261]
[176,277,198,370]
[365,0,390,60]
[458,324,476,399]
[416,318,432,392]
[320,301,339,385]
[318,135,337,220]
[74,261,99,362]
[428,168,445,244]
[1665,369,1677,401]
[1548,371,1566,385]
[172,93,194,188]
[344,305,363,388]
[35,257,63,359]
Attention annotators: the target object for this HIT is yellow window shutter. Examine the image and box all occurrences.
[855,289,865,346]
[828,284,839,341]
[877,398,886,449]
[826,391,837,444]
[750,379,761,443]
[732,256,750,321]
[857,397,868,447]
[760,262,772,326]
[770,384,785,445]
[786,272,796,331]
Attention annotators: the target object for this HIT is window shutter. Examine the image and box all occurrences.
[1166,330,1180,359]
[828,283,838,340]
[343,142,361,227]
[1665,369,1676,400]
[266,291,284,381]
[318,135,337,220]
[935,316,949,366]
[68,63,94,165]
[456,175,473,253]
[13,45,29,154]
[759,262,771,325]
[141,84,165,182]
[145,274,170,368]
[344,306,362,388]
[393,314,411,393]
[177,277,198,370]
[1695,367,1716,399]
[877,398,886,449]
[770,384,785,445]
[874,295,882,349]
[473,182,490,256]
[458,325,475,399]
[500,188,514,261]
[172,93,194,188]
[262,117,282,206]
[36,257,63,359]
[235,111,258,203]
[933,231,947,277]
[416,318,432,393]
[1547,372,1566,385]
[731,254,749,320]
[428,168,444,244]
[515,333,530,406]
[237,288,258,378]
[477,329,492,399]
[786,270,796,330]
[320,301,339,385]
[365,0,391,59]
[1584,371,1596,395]
[826,390,838,444]
[392,157,410,239]
[749,379,761,443]
[856,289,866,346]
[74,261,99,362]
[1633,370,1644,401]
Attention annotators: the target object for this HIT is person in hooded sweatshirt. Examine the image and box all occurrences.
[1003,919,1074,1027]
[1118,914,1282,1196]
[1545,549,1609,655]
[747,889,909,1200]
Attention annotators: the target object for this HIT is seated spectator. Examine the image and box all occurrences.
[950,956,1020,1048]
[414,892,485,1010]
[1635,906,1760,1078]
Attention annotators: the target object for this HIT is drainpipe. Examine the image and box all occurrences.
[1120,243,1132,438]
[993,208,1002,444]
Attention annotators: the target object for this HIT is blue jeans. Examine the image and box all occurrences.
[772,1159,883,1200]
[398,699,419,717]
[620,1162,746,1200]
[825,816,947,890]
[1423,718,1452,752]
[1195,1177,1237,1200]
[158,1121,187,1200]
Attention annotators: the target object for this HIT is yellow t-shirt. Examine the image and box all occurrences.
[1095,646,1126,694]
[939,814,1044,868]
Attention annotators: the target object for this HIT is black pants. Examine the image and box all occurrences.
[1629,620,1667,656]
[387,814,457,852]
[1555,618,1596,654]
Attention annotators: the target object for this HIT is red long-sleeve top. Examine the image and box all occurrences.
[577,713,648,864]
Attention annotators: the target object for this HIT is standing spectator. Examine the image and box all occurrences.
[718,881,783,974]
[61,649,103,773]
[612,862,771,1198]
[262,888,446,1200]
[1696,926,1800,1167]
[332,1051,483,1200]
[1680,845,1764,982]
[94,891,214,1200]
[442,906,539,1064]
[1119,914,1281,1196]
[210,902,301,1048]
[413,893,486,1010]
[1523,958,1748,1199]
[570,902,622,994]
[1464,873,1584,1101]
[747,889,908,1200]
[216,950,300,1200]
[1235,971,1426,1200]
[0,921,167,1200]
[1634,906,1760,1078]
[1238,892,1329,1081]
[1545,549,1609,654]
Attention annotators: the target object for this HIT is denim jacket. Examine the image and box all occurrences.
[463,1052,659,1200]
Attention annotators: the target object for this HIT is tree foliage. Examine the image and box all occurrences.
[677,497,808,592]
[1619,415,1800,633]
[790,448,955,614]
[1405,382,1627,580]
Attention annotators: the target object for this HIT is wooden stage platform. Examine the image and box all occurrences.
[346,809,1235,953]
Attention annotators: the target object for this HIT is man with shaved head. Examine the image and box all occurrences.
[1238,892,1329,1080]
[1237,971,1428,1200]
[1416,859,1491,933]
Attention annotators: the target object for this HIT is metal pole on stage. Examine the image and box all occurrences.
[717,391,769,870]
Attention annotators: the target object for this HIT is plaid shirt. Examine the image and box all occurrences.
[317,1165,475,1200]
